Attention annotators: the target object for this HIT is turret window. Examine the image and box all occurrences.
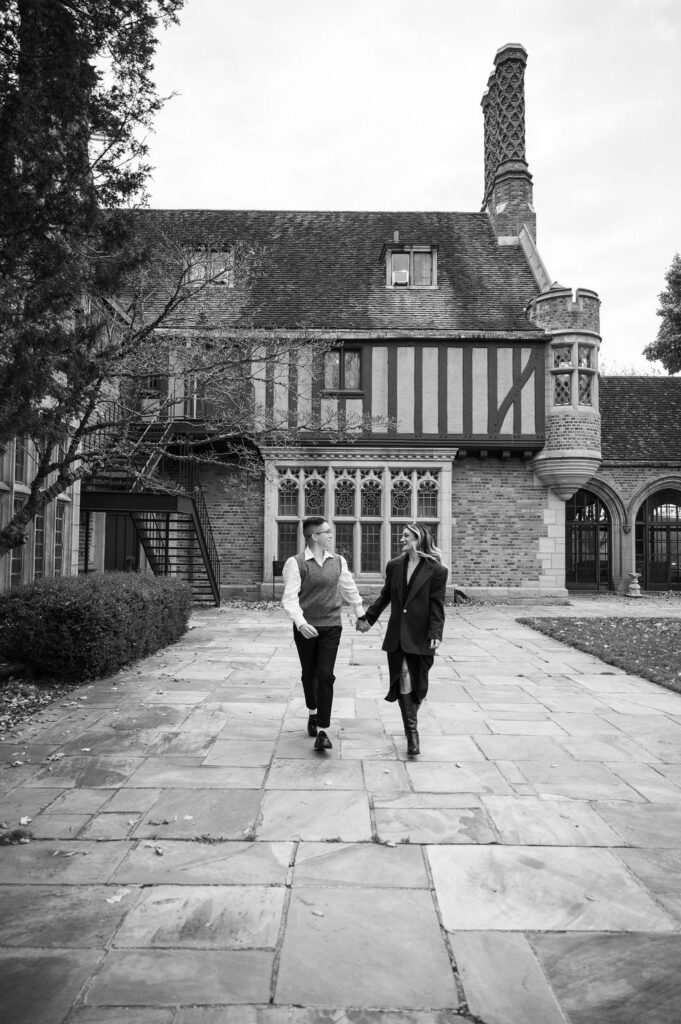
[551,341,597,408]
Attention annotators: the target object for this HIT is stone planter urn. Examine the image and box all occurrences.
[626,571,642,598]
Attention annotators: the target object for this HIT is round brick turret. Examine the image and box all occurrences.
[527,286,602,500]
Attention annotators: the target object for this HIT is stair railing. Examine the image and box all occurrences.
[189,486,221,604]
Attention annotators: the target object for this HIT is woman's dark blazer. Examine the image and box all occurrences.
[364,554,448,655]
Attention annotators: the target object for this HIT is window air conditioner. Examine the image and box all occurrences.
[392,270,409,285]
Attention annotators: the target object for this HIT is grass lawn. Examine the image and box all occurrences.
[518,616,681,694]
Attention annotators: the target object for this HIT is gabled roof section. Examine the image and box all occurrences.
[132,210,544,336]
[600,376,681,462]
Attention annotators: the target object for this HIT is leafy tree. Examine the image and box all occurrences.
[0,2,381,564]
[0,0,186,559]
[644,253,681,374]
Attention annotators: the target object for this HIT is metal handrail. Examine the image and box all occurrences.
[191,486,221,599]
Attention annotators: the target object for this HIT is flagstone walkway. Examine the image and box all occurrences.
[1,595,681,1024]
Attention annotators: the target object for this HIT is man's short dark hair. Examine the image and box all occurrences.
[303,516,326,541]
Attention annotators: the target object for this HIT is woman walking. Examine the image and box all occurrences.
[356,523,448,755]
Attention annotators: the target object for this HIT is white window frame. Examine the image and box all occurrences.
[385,246,438,289]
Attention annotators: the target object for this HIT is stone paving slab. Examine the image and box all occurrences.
[1,595,681,1022]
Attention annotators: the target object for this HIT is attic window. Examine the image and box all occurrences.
[386,246,437,288]
[184,248,234,287]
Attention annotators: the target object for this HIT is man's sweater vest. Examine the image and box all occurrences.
[295,553,343,628]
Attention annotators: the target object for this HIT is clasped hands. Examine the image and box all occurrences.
[355,618,371,633]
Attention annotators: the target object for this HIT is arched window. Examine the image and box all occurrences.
[417,477,439,518]
[304,477,326,517]
[360,479,382,517]
[278,477,299,516]
[334,478,355,517]
[635,488,681,591]
[565,489,611,590]
[391,477,412,517]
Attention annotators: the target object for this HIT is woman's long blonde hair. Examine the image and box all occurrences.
[406,523,447,567]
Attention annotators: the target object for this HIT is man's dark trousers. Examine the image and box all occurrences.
[292,625,342,730]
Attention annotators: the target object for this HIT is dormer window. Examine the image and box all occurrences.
[385,246,437,288]
[184,248,234,287]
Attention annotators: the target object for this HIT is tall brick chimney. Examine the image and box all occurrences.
[481,44,536,243]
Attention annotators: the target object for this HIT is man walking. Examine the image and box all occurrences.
[281,516,365,750]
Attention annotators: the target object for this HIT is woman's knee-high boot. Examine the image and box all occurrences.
[397,692,420,755]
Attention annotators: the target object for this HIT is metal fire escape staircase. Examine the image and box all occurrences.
[81,423,221,606]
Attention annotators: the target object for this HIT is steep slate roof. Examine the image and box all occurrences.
[134,210,543,336]
[600,376,681,462]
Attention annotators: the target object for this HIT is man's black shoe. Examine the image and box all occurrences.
[314,730,332,750]
[307,714,318,737]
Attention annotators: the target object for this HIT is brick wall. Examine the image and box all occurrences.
[201,464,264,597]
[201,458,568,600]
[596,465,681,514]
[545,410,601,450]
[527,289,600,333]
[451,459,550,587]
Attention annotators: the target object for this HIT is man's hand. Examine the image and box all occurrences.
[355,619,371,633]
[429,638,441,650]
[299,623,318,639]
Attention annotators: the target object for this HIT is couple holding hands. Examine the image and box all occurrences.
[281,516,447,756]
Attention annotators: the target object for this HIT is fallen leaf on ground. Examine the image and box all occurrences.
[105,889,131,904]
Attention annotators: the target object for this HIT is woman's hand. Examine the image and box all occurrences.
[356,619,371,633]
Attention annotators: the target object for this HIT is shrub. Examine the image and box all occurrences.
[0,572,191,683]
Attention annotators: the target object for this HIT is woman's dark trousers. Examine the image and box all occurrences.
[292,625,342,730]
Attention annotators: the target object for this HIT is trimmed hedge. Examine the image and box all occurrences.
[0,572,192,682]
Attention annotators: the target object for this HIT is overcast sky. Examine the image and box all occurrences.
[145,0,681,373]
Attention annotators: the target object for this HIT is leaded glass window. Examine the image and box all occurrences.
[273,464,441,577]
[361,480,382,517]
[391,478,412,517]
[554,373,571,406]
[361,523,381,572]
[278,522,298,561]
[334,522,354,571]
[335,479,355,516]
[553,346,572,369]
[417,479,438,518]
[578,372,593,406]
[304,478,325,516]
[551,341,597,409]
[578,345,592,368]
[279,477,299,516]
